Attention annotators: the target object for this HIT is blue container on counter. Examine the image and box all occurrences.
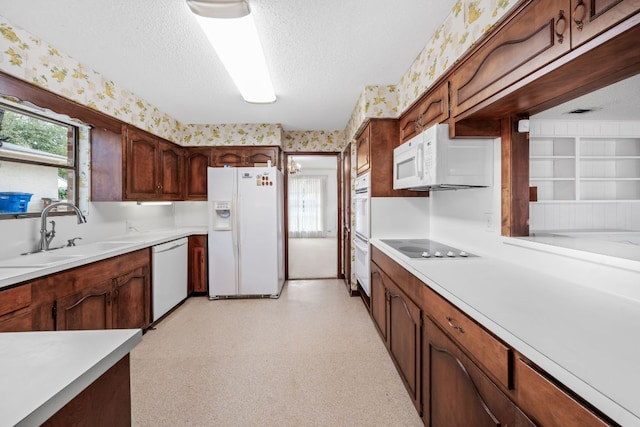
[0,192,33,213]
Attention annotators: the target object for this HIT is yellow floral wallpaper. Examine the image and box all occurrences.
[1,0,520,150]
[344,0,520,142]
[181,123,283,146]
[282,130,346,152]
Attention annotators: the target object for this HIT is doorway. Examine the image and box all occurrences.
[285,153,339,279]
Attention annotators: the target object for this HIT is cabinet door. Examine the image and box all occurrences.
[55,283,112,331]
[112,266,150,329]
[185,149,212,200]
[188,235,208,294]
[387,278,422,414]
[450,0,571,118]
[356,126,371,176]
[370,262,388,341]
[159,141,184,199]
[399,82,449,142]
[214,148,244,167]
[125,127,159,200]
[245,146,279,167]
[0,309,32,332]
[423,317,535,427]
[570,0,640,48]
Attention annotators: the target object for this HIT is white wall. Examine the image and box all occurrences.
[427,138,640,300]
[0,202,175,258]
[0,161,59,212]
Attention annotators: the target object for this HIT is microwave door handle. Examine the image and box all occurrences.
[416,144,424,178]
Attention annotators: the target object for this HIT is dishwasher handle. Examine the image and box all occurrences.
[153,241,187,254]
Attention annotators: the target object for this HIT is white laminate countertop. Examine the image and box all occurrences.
[0,329,142,426]
[0,227,207,290]
[371,238,640,427]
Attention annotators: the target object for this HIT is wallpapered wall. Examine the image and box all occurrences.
[0,0,519,152]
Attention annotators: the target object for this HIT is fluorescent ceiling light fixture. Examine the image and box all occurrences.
[187,0,276,104]
[136,201,173,206]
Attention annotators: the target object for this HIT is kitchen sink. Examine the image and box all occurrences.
[0,252,85,268]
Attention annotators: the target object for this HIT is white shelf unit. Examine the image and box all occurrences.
[529,123,640,202]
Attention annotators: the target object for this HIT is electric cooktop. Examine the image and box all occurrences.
[380,239,477,259]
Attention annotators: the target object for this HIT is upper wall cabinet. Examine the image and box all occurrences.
[185,148,213,201]
[125,126,184,201]
[570,0,640,48]
[399,82,449,143]
[91,125,184,201]
[212,146,280,169]
[450,0,572,120]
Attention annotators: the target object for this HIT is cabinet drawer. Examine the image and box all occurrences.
[516,358,612,427]
[0,308,32,332]
[425,286,512,390]
[0,284,32,316]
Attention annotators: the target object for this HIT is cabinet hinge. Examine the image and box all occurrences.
[52,301,57,325]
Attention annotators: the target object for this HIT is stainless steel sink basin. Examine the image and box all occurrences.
[0,253,85,268]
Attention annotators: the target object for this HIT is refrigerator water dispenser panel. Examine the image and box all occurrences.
[212,201,232,230]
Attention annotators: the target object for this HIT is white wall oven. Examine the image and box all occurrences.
[354,173,370,296]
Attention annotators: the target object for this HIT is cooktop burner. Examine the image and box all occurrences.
[381,239,477,259]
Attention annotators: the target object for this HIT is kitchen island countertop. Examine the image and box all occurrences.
[0,328,142,426]
[371,237,640,427]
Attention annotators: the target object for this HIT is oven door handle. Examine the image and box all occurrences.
[354,238,369,251]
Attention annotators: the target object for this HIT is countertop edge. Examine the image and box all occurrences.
[0,227,207,290]
[370,238,639,427]
[11,329,142,427]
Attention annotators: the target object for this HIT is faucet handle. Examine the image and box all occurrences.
[67,237,82,247]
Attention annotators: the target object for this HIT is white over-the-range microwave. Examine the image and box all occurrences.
[393,123,493,191]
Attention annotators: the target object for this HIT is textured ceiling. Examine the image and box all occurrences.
[533,74,640,121]
[0,0,457,131]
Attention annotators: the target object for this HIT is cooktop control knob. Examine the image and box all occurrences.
[421,251,431,258]
[446,251,455,257]
[459,251,468,257]
[434,251,443,258]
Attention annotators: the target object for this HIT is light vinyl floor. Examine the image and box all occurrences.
[130,279,422,426]
[288,237,338,279]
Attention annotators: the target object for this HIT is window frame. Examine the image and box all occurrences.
[0,101,80,220]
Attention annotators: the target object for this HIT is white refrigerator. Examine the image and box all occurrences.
[207,167,285,299]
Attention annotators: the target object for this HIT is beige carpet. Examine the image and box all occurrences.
[288,237,338,279]
[130,279,422,426]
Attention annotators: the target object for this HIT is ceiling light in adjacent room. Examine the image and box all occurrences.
[187,0,276,104]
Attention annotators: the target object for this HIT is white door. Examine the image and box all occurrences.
[208,167,238,297]
[237,167,280,295]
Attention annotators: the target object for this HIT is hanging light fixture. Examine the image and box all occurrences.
[288,157,301,175]
[187,0,276,104]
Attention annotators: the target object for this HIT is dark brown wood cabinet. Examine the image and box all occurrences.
[370,256,422,415]
[55,281,112,331]
[112,265,151,329]
[355,119,426,197]
[570,0,640,48]
[449,0,572,120]
[125,126,184,200]
[185,148,213,200]
[188,235,208,294]
[355,129,370,175]
[399,82,449,143]
[0,284,32,332]
[424,317,535,427]
[370,247,615,426]
[212,146,280,168]
[28,249,151,331]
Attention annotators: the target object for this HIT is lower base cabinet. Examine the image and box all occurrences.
[42,355,132,427]
[423,317,534,427]
[370,247,615,427]
[188,235,208,294]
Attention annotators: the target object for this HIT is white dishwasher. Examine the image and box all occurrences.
[152,237,188,322]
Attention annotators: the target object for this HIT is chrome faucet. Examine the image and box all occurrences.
[39,202,87,251]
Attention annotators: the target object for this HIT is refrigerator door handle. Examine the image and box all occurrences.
[233,176,240,295]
